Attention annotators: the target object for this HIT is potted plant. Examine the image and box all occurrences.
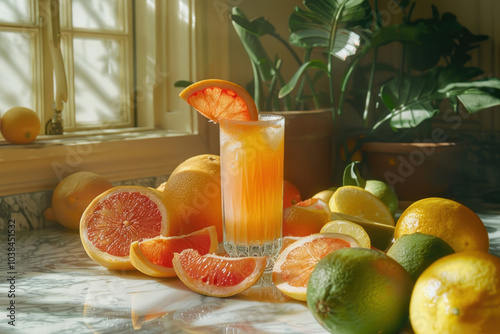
[278,0,500,200]
[227,4,368,197]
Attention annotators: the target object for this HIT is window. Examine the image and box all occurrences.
[0,0,229,196]
[0,0,135,132]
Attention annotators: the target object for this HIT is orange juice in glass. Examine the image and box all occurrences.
[220,114,284,268]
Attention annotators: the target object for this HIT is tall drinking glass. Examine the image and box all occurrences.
[220,114,285,270]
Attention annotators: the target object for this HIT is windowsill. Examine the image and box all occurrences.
[0,125,220,197]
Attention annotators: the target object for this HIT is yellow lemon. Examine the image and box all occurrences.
[394,197,489,252]
[329,186,395,226]
[320,220,371,248]
[44,171,112,230]
[410,251,500,334]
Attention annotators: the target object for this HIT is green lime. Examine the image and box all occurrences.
[386,232,455,282]
[364,180,398,216]
[307,248,413,334]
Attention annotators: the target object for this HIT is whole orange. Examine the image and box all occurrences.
[394,197,489,252]
[1,107,41,144]
[157,154,223,240]
[283,180,301,208]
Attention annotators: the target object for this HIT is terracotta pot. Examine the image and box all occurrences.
[269,109,335,198]
[361,141,467,202]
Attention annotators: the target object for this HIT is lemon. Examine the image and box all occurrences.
[395,197,489,252]
[44,171,112,230]
[312,188,336,204]
[330,212,395,250]
[320,220,371,248]
[387,232,454,281]
[1,106,41,144]
[364,180,398,216]
[329,186,395,226]
[410,251,500,334]
[307,247,413,334]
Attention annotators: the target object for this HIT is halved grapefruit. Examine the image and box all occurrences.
[272,233,360,301]
[80,186,171,271]
[130,226,218,277]
[172,249,267,297]
[179,79,259,122]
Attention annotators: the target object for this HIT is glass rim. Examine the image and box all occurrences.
[219,113,284,125]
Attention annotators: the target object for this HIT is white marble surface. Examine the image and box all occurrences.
[1,212,499,334]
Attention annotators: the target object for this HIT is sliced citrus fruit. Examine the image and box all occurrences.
[80,186,170,271]
[320,220,371,248]
[283,198,332,237]
[329,185,395,226]
[330,212,395,251]
[172,249,267,297]
[272,233,361,301]
[130,226,218,277]
[179,79,259,122]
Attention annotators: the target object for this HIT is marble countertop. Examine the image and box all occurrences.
[1,212,499,334]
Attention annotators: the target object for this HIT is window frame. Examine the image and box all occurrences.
[0,0,228,197]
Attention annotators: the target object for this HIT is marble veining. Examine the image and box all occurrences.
[0,212,499,334]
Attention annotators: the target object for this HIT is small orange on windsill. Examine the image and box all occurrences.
[179,79,259,122]
[172,249,267,298]
[80,186,170,271]
[130,226,218,278]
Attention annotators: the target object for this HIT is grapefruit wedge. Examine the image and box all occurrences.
[130,226,218,277]
[172,249,267,297]
[80,186,170,271]
[179,79,258,122]
[272,233,360,301]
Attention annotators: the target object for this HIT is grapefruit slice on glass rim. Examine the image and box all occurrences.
[130,226,218,278]
[172,249,267,297]
[80,186,170,271]
[272,233,360,301]
[179,79,259,122]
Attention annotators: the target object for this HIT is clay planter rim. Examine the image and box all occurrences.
[361,141,468,153]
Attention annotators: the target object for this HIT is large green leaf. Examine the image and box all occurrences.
[231,8,274,83]
[379,67,500,129]
[289,28,361,60]
[288,0,370,57]
[279,60,328,98]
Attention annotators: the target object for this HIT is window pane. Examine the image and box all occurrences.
[72,0,123,31]
[0,31,33,114]
[0,0,32,24]
[73,37,126,125]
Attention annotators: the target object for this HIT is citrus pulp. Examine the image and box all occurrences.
[179,79,258,122]
[172,249,267,297]
[130,226,218,277]
[272,233,360,301]
[80,186,170,270]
